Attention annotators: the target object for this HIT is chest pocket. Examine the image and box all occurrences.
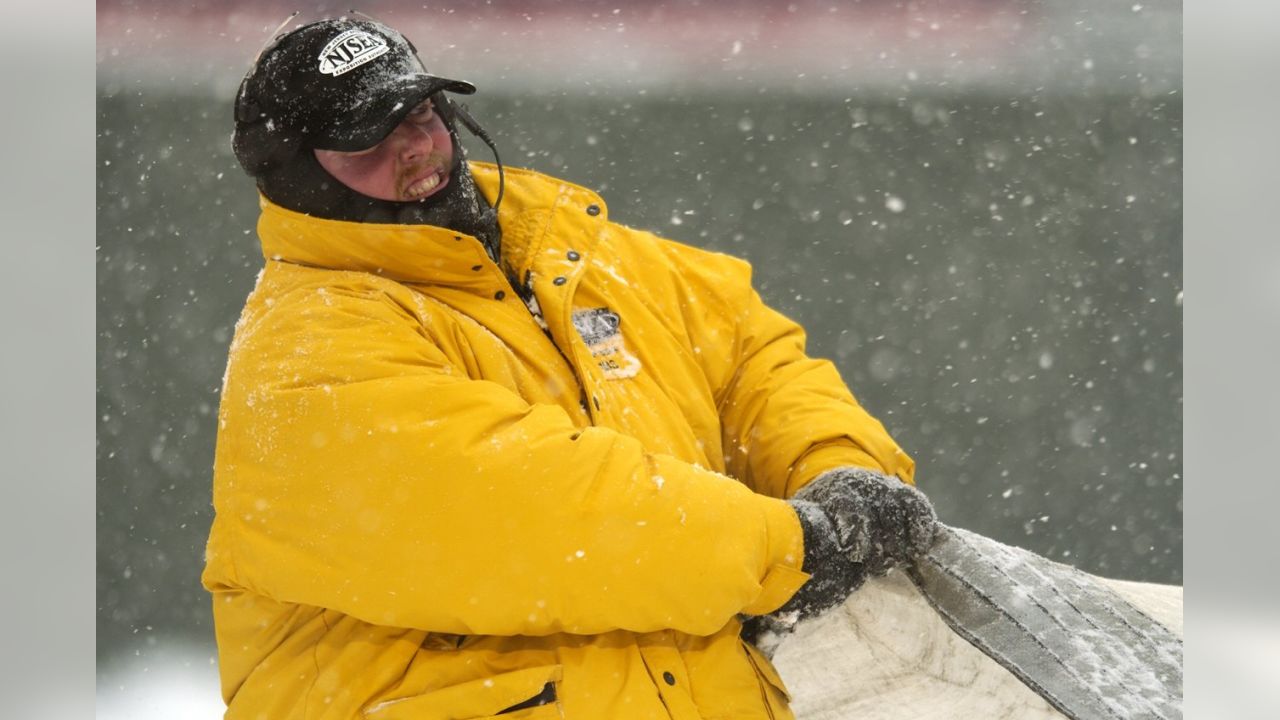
[571,307,641,380]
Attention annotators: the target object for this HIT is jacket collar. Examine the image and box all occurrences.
[257,162,607,287]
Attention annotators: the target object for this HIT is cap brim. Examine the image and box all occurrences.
[313,74,477,152]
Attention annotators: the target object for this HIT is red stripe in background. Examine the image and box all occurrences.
[97,0,1037,92]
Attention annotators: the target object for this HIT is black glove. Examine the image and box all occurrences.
[795,467,938,577]
[742,468,938,652]
[774,497,868,621]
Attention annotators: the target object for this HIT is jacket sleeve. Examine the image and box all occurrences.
[203,280,807,638]
[665,244,916,499]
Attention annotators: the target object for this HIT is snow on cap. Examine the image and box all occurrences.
[235,17,476,152]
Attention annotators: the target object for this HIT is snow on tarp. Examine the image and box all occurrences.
[773,527,1182,720]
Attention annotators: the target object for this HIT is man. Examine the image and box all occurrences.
[203,16,937,720]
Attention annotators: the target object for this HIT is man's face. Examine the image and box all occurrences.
[314,98,455,202]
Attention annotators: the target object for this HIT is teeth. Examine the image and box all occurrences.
[406,172,440,198]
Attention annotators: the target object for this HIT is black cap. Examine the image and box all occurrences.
[235,17,475,153]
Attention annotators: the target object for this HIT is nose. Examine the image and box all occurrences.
[393,120,434,163]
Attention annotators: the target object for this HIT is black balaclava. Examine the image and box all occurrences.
[256,95,502,261]
[232,18,502,262]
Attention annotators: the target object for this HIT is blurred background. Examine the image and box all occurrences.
[97,0,1181,716]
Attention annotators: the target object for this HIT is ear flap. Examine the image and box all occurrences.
[232,118,295,178]
[232,70,301,178]
[234,74,260,123]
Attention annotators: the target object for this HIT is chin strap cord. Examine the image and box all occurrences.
[450,101,506,226]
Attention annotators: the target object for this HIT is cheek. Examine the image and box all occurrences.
[314,149,400,200]
[429,124,454,157]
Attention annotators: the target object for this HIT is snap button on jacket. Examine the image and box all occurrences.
[202,163,914,719]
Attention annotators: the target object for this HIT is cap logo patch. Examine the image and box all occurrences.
[317,29,389,76]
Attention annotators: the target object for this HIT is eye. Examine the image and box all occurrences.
[408,101,436,124]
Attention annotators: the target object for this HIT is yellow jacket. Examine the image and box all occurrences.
[203,163,914,719]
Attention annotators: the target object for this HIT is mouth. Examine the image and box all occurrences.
[402,166,449,201]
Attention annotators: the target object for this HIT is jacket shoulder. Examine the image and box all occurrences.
[249,262,432,322]
[224,263,442,382]
[601,224,757,314]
